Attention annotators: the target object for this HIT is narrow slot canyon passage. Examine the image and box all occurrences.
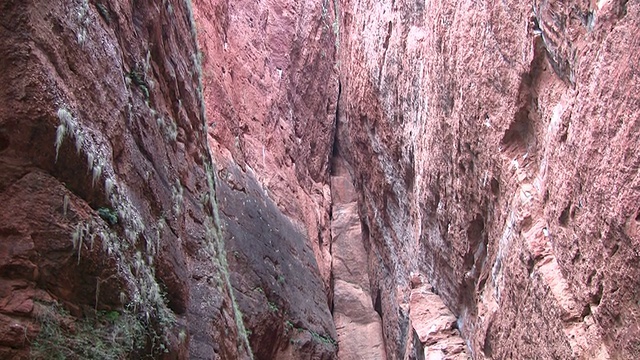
[327,111,470,359]
[329,153,387,359]
[0,0,639,359]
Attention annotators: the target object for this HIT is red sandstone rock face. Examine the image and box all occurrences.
[408,275,469,359]
[193,0,340,291]
[0,0,250,358]
[338,0,640,358]
[193,0,341,358]
[4,0,639,359]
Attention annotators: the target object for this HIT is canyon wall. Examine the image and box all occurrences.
[2,0,639,359]
[337,0,640,358]
[0,0,252,358]
[192,0,340,358]
[0,0,342,358]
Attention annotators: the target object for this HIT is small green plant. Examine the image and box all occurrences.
[171,179,184,216]
[157,117,178,142]
[103,310,120,322]
[178,329,187,344]
[284,320,294,334]
[126,70,150,100]
[310,330,337,346]
[267,301,279,313]
[96,3,110,23]
[97,207,118,225]
[30,302,145,360]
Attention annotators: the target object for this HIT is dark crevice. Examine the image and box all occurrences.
[490,178,500,196]
[327,78,341,318]
[373,288,382,318]
[329,270,335,315]
[559,203,571,226]
[500,36,544,167]
[377,21,393,87]
[329,80,342,176]
[0,130,8,152]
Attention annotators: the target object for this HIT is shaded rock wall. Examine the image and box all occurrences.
[193,0,339,288]
[192,0,340,358]
[337,0,640,358]
[216,161,337,360]
[0,0,250,358]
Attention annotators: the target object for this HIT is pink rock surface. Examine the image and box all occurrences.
[3,0,639,358]
[330,156,386,360]
[336,0,640,358]
[193,0,340,293]
[192,0,341,358]
[409,280,470,359]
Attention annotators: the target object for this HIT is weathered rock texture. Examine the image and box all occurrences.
[0,0,251,358]
[408,274,469,359]
[337,0,640,358]
[3,0,640,358]
[193,0,339,288]
[330,155,386,360]
[192,0,340,358]
[216,162,338,360]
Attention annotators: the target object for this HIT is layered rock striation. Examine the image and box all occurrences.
[192,0,341,358]
[337,0,640,358]
[193,0,339,289]
[0,0,251,358]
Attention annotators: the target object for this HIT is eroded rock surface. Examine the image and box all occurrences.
[408,274,469,360]
[217,159,338,360]
[330,156,386,360]
[0,0,250,358]
[337,0,640,358]
[192,0,340,358]
[3,0,639,358]
[193,0,339,292]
